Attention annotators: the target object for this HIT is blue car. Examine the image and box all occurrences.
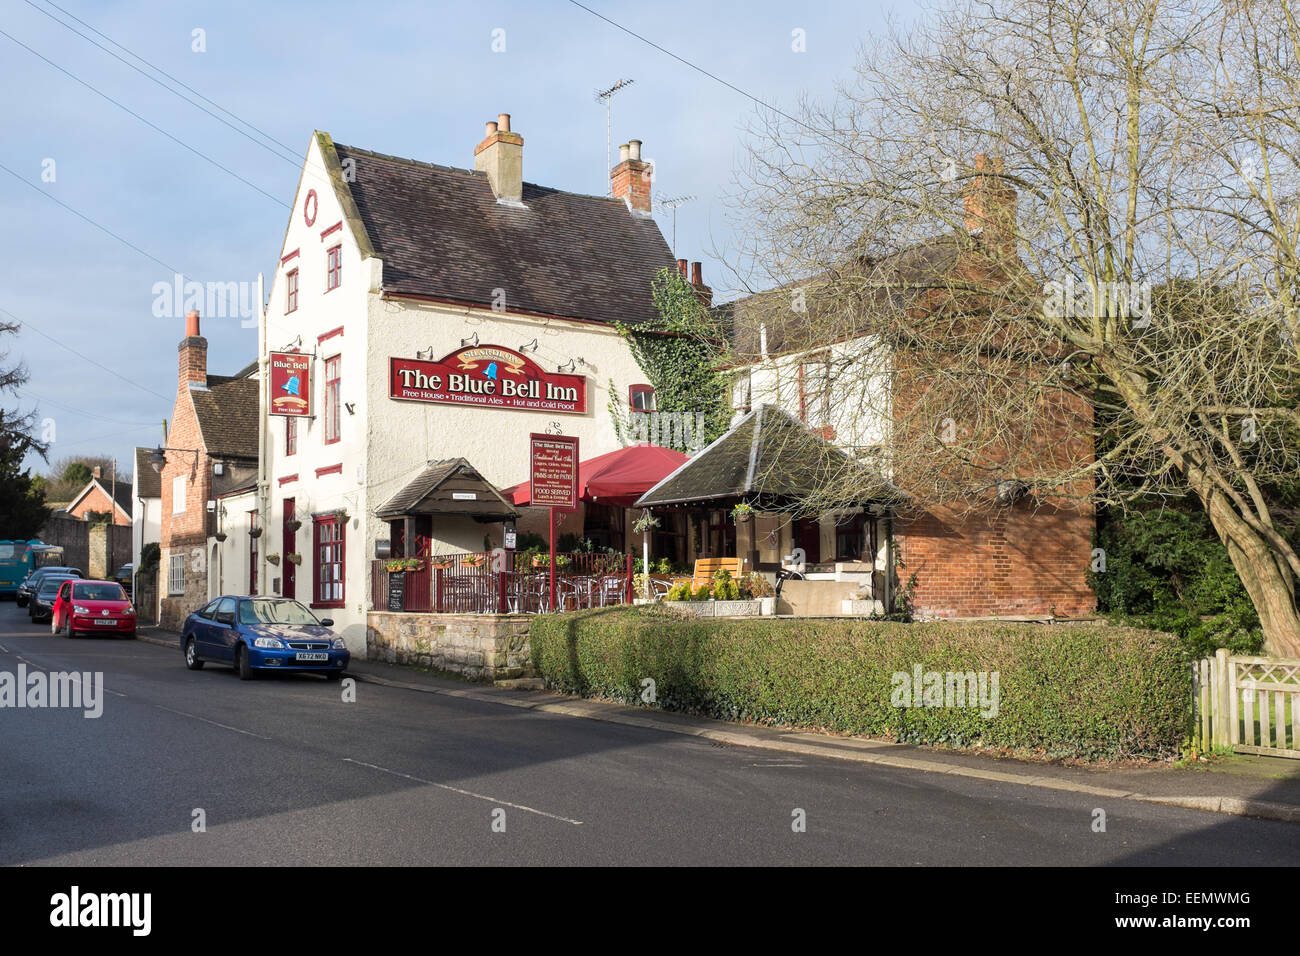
[181,596,349,681]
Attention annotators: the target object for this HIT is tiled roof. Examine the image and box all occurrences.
[191,378,259,460]
[331,141,675,327]
[134,447,161,499]
[375,458,519,521]
[636,405,900,508]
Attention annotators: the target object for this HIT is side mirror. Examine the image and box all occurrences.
[319,618,334,627]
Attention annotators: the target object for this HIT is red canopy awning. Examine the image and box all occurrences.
[505,444,690,508]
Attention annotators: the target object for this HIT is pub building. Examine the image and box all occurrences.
[212,115,717,648]
[173,123,1095,648]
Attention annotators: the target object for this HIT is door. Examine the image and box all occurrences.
[209,596,239,662]
[54,580,72,628]
[282,498,296,599]
[796,518,821,564]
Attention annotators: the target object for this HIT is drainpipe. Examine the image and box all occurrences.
[257,272,269,597]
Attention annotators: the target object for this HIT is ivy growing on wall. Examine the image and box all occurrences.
[609,267,731,450]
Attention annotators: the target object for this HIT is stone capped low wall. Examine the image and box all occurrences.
[365,612,532,681]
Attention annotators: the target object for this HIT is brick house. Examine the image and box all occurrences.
[640,155,1095,619]
[157,309,259,630]
[64,468,133,526]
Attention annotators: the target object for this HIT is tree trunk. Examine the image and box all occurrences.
[1201,488,1300,658]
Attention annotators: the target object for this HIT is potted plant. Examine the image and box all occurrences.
[464,553,486,568]
[214,532,227,542]
[266,553,281,566]
[633,510,661,534]
[286,518,303,533]
[730,502,755,523]
[249,526,263,538]
[385,559,406,573]
[403,557,423,571]
[286,552,303,565]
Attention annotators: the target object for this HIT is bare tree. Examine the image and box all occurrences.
[723,0,1300,655]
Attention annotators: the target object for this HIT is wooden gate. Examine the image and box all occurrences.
[1192,649,1300,758]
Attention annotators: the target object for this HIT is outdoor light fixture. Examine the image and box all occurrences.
[557,358,576,373]
[460,332,479,348]
[149,445,200,479]
[416,345,435,360]
[520,338,539,353]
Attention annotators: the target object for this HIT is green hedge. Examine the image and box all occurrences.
[530,607,1191,760]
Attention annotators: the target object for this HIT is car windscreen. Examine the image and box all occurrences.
[237,599,320,626]
[73,582,126,602]
[38,578,72,595]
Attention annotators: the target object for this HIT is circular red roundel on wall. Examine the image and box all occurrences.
[303,189,318,226]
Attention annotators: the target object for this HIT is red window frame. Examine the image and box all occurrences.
[326,245,341,292]
[324,355,341,444]
[629,384,656,411]
[312,515,345,608]
[285,268,299,313]
[285,415,297,456]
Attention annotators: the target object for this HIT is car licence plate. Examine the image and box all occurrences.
[94,619,117,626]
[295,652,328,661]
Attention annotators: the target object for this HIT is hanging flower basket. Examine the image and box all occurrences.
[286,553,303,566]
[463,554,486,568]
[266,553,281,566]
[214,532,227,542]
[731,502,755,524]
[249,527,263,538]
[286,519,303,533]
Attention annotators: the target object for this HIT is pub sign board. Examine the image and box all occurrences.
[269,351,312,417]
[529,433,579,510]
[389,346,587,415]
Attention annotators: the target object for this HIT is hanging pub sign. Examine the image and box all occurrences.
[389,345,587,414]
[269,351,312,417]
[529,433,579,509]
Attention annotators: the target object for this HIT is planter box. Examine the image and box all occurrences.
[663,599,763,618]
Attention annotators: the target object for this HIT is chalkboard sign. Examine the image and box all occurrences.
[387,571,406,612]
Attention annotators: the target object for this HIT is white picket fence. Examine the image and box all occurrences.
[1192,649,1300,758]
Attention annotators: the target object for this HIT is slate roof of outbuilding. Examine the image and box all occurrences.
[133,447,162,499]
[331,142,675,327]
[635,405,901,508]
[375,458,520,521]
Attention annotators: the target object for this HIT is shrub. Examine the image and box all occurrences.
[712,569,740,600]
[692,583,712,601]
[665,581,693,602]
[530,608,1191,760]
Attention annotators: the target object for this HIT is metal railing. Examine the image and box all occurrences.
[371,551,634,615]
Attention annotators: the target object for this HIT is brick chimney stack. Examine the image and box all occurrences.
[179,309,207,389]
[963,153,1018,262]
[690,261,712,307]
[474,112,524,202]
[92,466,101,480]
[611,139,652,214]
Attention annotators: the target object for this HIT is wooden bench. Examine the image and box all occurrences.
[692,557,743,589]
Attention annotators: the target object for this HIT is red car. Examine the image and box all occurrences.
[50,579,136,638]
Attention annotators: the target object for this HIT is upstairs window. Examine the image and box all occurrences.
[171,475,186,515]
[324,355,341,444]
[326,245,342,291]
[629,384,657,412]
[286,268,299,313]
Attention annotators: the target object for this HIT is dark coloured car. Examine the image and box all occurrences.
[112,563,134,595]
[181,596,349,681]
[29,575,76,622]
[17,566,83,608]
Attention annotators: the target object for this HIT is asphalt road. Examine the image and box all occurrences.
[0,603,1295,866]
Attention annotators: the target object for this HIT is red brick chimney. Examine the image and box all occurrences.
[179,309,207,389]
[963,154,1018,262]
[690,261,712,307]
[611,139,652,213]
[92,466,101,480]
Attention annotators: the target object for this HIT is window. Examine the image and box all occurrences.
[324,355,341,443]
[326,245,341,291]
[168,554,185,595]
[248,510,259,595]
[285,268,299,313]
[171,475,186,515]
[313,515,344,607]
[286,416,297,456]
[629,384,657,411]
[798,351,832,431]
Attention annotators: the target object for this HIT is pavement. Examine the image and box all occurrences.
[137,624,1300,826]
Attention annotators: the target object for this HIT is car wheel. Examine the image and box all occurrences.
[236,644,253,681]
[184,637,204,670]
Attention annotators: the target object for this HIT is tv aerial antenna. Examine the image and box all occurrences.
[595,78,635,195]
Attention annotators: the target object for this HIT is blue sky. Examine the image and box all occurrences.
[2,0,911,477]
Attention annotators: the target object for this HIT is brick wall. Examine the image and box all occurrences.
[895,502,1095,619]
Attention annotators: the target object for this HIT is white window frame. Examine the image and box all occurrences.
[168,553,185,595]
[172,475,186,515]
